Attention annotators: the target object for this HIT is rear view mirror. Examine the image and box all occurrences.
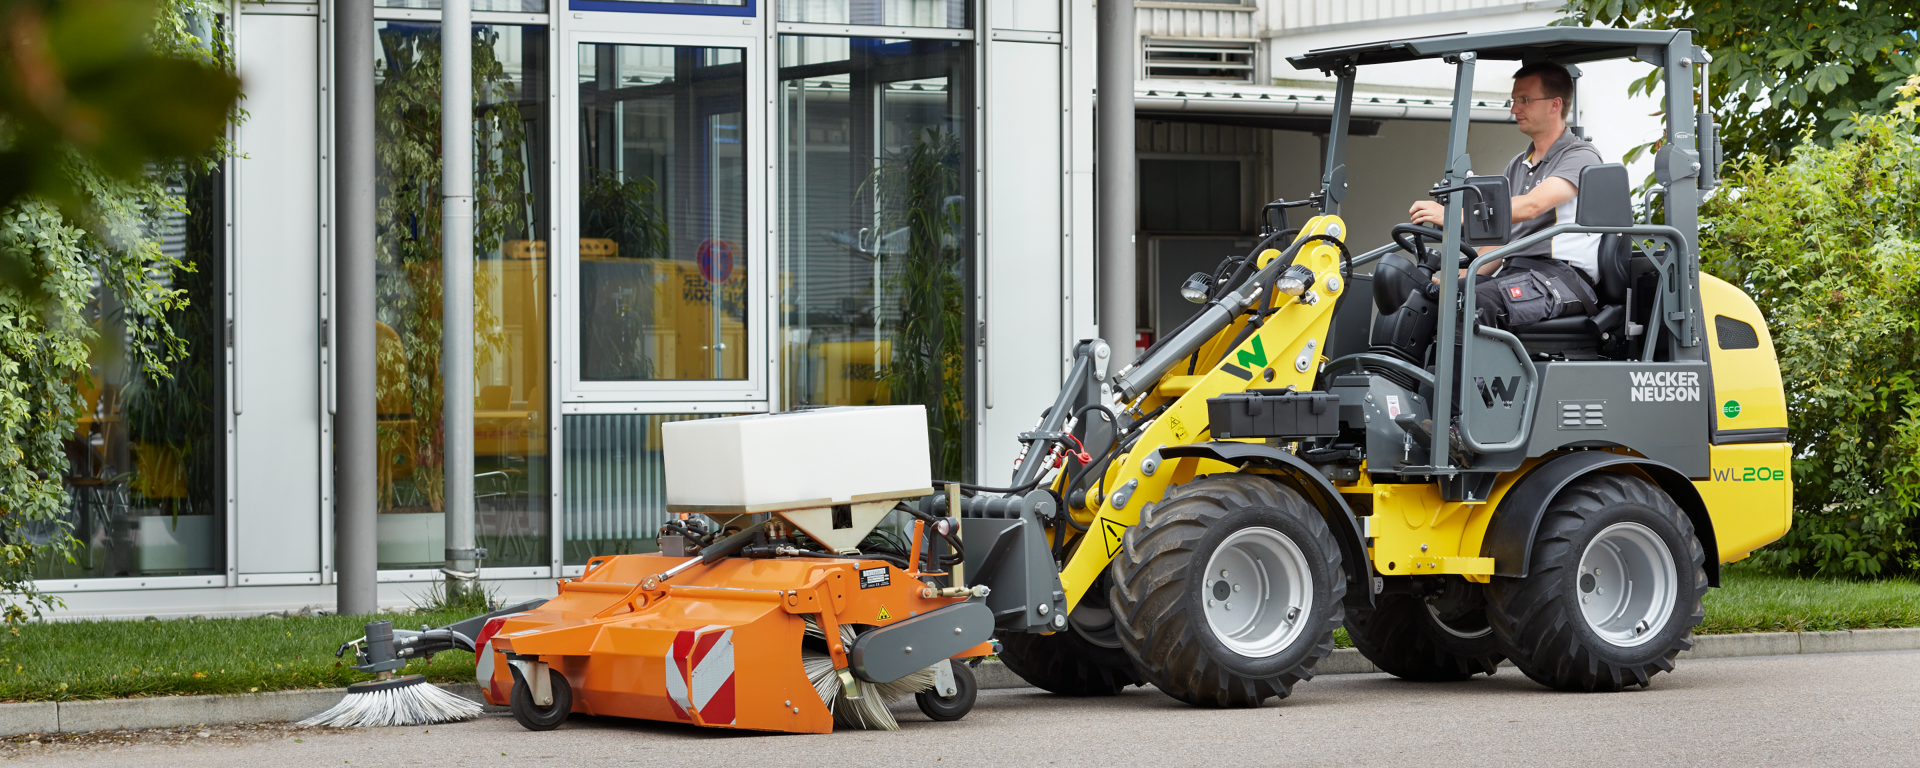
[1461,175,1511,247]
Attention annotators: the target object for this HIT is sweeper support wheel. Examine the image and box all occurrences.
[509,663,573,731]
[914,659,978,721]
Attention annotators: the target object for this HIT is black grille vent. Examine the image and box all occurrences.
[1715,315,1760,350]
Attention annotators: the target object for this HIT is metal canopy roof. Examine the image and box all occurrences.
[1287,27,1685,71]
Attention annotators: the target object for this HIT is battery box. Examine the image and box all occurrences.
[1207,389,1342,440]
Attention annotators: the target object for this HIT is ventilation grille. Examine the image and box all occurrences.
[1558,400,1605,430]
[1144,38,1256,82]
[1715,315,1760,350]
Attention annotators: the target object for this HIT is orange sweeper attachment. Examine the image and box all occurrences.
[475,406,997,733]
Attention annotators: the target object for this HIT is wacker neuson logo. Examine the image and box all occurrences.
[1629,371,1701,402]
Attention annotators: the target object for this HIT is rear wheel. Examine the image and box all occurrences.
[1346,579,1503,681]
[1109,474,1344,707]
[996,626,1142,695]
[1486,472,1707,691]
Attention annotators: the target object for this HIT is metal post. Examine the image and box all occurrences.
[1319,66,1355,216]
[333,0,377,617]
[441,0,477,593]
[1429,51,1476,471]
[1096,0,1137,369]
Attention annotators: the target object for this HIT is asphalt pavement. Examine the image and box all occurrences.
[6,650,1916,766]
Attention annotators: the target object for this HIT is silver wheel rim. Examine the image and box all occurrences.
[1202,527,1313,658]
[1577,521,1676,648]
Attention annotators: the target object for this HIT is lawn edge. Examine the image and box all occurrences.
[4,627,1917,737]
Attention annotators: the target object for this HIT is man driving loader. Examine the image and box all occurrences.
[1409,61,1603,329]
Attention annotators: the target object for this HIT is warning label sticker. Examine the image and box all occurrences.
[1385,395,1402,420]
[859,566,890,590]
[876,605,893,621]
[1101,519,1131,558]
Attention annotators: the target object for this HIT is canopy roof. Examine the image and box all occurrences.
[1287,27,1686,72]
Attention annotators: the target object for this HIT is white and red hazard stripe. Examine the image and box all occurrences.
[474,614,527,703]
[664,624,737,725]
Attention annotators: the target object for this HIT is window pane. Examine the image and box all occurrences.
[374,22,552,569]
[42,169,228,580]
[778,36,973,480]
[1139,159,1242,232]
[562,413,729,563]
[578,44,749,382]
[375,0,551,12]
[778,0,968,28]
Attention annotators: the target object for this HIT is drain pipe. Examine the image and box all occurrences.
[333,0,377,617]
[441,0,478,594]
[1096,0,1137,370]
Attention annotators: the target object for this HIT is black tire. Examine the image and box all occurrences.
[1485,472,1708,692]
[914,660,978,722]
[996,626,1143,695]
[1109,474,1344,707]
[1346,582,1504,681]
[509,664,574,731]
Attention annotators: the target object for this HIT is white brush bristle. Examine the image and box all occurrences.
[802,616,938,731]
[299,677,483,728]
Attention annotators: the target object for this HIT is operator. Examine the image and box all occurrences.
[1408,61,1603,329]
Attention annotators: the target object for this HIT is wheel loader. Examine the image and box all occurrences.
[356,26,1791,734]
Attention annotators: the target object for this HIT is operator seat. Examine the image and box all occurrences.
[1507,163,1634,358]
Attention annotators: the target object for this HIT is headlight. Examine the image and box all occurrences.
[1179,272,1212,304]
[1277,265,1317,297]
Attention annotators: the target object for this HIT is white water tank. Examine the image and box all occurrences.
[662,406,933,513]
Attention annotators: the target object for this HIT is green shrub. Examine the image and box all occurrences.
[1699,80,1920,577]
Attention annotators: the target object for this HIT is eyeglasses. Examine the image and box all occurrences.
[1504,95,1559,108]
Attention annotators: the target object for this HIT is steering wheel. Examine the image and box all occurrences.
[1391,223,1478,270]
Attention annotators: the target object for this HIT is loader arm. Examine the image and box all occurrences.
[1053,216,1351,615]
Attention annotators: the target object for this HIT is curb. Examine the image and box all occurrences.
[4,628,1916,737]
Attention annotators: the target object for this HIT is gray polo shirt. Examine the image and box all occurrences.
[1502,128,1604,280]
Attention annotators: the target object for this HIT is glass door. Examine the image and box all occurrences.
[561,27,764,403]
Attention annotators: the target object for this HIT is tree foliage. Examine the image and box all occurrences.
[0,0,237,620]
[1697,79,1920,577]
[1562,0,1920,162]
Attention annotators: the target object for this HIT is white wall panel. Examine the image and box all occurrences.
[990,0,1060,32]
[981,40,1064,480]
[233,14,322,575]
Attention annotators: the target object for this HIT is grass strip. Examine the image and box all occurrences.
[0,610,478,703]
[0,570,1915,702]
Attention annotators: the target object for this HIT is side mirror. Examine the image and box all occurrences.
[1461,175,1511,247]
[1180,272,1212,304]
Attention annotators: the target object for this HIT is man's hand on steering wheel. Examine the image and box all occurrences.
[1408,199,1448,228]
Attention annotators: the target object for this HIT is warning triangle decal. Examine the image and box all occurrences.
[1101,519,1130,558]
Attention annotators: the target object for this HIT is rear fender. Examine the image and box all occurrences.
[1159,442,1373,608]
[1481,451,1720,586]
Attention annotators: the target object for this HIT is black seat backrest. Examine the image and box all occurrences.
[1578,163,1632,305]
[1596,233,1630,305]
[1576,163,1631,227]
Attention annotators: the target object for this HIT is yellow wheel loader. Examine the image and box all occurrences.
[981,26,1791,703]
[343,27,1793,736]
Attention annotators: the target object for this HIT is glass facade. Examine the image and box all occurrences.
[561,413,725,563]
[373,22,552,569]
[778,0,967,28]
[777,35,974,479]
[576,43,749,383]
[43,170,228,580]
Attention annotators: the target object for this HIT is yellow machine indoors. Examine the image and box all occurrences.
[979,27,1792,707]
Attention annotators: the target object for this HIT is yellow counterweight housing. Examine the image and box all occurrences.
[1693,273,1793,562]
[1055,216,1349,614]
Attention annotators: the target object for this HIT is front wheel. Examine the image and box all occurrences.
[1486,472,1708,691]
[509,664,574,731]
[1109,474,1344,707]
[914,660,978,722]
